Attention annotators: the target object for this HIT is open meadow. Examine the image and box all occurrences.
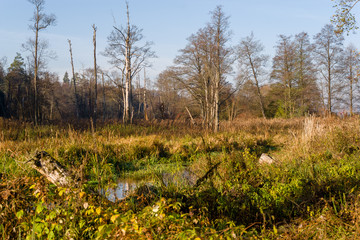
[1,117,360,239]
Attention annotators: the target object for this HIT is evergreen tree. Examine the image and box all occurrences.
[5,53,30,119]
[63,71,70,85]
[0,58,6,117]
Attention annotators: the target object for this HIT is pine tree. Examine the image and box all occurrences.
[63,72,70,85]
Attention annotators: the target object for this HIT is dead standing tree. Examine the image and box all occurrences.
[68,39,79,118]
[26,0,56,125]
[104,2,155,124]
[92,24,98,130]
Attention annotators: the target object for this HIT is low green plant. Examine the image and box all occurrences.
[3,117,360,239]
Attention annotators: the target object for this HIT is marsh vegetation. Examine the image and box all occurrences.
[1,117,360,239]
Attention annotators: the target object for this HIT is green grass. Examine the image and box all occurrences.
[2,117,360,239]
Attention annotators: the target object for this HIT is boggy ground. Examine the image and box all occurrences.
[1,116,360,239]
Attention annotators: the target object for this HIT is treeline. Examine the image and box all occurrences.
[0,3,359,130]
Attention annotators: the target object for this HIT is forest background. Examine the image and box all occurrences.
[1,0,360,131]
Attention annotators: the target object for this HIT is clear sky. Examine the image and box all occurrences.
[1,0,359,83]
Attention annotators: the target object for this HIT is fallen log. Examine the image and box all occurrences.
[194,162,221,188]
[26,151,79,187]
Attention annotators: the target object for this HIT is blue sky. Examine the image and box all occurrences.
[1,0,359,83]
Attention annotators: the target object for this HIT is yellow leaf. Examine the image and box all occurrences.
[79,191,86,198]
[110,214,120,223]
[96,207,102,215]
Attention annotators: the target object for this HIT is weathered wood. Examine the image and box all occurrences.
[68,39,79,118]
[259,153,276,164]
[26,151,78,187]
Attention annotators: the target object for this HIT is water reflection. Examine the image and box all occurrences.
[106,180,138,202]
[105,168,198,202]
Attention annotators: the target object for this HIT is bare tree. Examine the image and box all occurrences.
[342,44,360,115]
[92,24,98,129]
[104,2,155,123]
[237,33,268,118]
[313,24,344,114]
[68,39,79,118]
[26,0,56,125]
[208,6,233,132]
[143,68,148,120]
[174,33,208,127]
[155,68,184,119]
[271,35,297,117]
[101,72,106,122]
[293,32,319,114]
[174,6,232,131]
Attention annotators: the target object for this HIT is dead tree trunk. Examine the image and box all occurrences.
[27,151,79,187]
[102,72,106,122]
[144,68,148,121]
[92,24,98,130]
[68,39,79,118]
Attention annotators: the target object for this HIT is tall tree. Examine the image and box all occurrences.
[26,0,56,125]
[104,2,155,123]
[68,39,79,118]
[5,53,29,119]
[155,69,183,119]
[208,5,233,132]
[313,24,344,114]
[143,68,148,120]
[92,24,98,129]
[62,72,70,85]
[0,58,6,117]
[293,32,320,114]
[271,35,297,117]
[174,6,232,131]
[237,33,268,118]
[101,72,106,122]
[174,32,209,127]
[342,44,360,115]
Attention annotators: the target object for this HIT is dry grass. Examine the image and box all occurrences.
[2,116,360,239]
